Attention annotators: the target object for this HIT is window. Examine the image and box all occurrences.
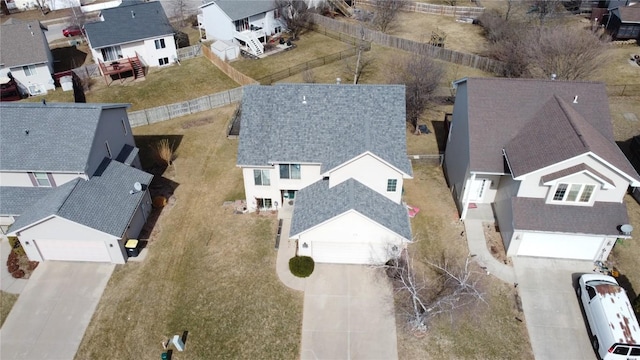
[33,172,51,187]
[257,198,272,209]
[234,18,249,31]
[158,57,169,66]
[101,46,122,62]
[586,285,596,300]
[612,346,630,355]
[121,118,128,135]
[618,25,640,39]
[387,179,397,192]
[630,347,640,356]
[254,169,270,186]
[552,183,595,203]
[279,164,301,179]
[155,38,166,49]
[22,65,36,76]
[105,141,112,158]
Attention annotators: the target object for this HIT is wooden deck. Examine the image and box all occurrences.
[98,54,145,85]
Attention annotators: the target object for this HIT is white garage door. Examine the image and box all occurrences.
[35,239,111,262]
[311,241,390,265]
[517,233,604,260]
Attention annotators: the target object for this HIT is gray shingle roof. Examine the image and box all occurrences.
[510,197,629,236]
[0,19,50,68]
[84,1,174,49]
[237,84,412,176]
[202,0,277,21]
[290,178,412,240]
[10,159,153,238]
[504,95,640,182]
[0,102,129,172]
[0,187,53,216]
[461,78,639,182]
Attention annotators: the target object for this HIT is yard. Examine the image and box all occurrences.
[0,291,19,327]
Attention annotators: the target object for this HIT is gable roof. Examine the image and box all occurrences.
[290,178,412,240]
[616,4,640,23]
[540,163,614,188]
[0,187,53,216]
[201,0,277,21]
[9,159,153,238]
[0,102,129,173]
[237,84,412,176]
[458,78,639,181]
[504,95,640,182]
[84,1,174,49]
[0,19,50,68]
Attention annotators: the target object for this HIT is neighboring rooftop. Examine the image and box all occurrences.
[616,3,640,22]
[290,178,412,240]
[201,0,277,21]
[237,84,413,176]
[0,102,129,172]
[9,159,153,237]
[84,1,174,49]
[0,19,50,68]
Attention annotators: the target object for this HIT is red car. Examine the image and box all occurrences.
[62,25,83,37]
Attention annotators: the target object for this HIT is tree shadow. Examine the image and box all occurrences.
[51,46,87,73]
[134,135,184,174]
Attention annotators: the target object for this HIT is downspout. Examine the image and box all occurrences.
[460,172,476,220]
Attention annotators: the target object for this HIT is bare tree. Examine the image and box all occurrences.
[344,27,374,84]
[383,251,486,335]
[391,55,444,132]
[276,0,311,40]
[172,0,189,28]
[372,0,403,33]
[527,1,567,24]
[33,0,48,15]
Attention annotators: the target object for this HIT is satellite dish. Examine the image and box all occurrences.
[133,182,142,192]
[620,224,633,235]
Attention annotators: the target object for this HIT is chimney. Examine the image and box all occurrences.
[573,96,578,104]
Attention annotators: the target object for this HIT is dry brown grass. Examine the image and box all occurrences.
[152,139,175,166]
[75,106,303,359]
[1,291,19,327]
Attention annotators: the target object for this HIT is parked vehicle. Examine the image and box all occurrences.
[577,274,640,359]
[62,25,83,37]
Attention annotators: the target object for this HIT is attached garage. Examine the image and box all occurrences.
[310,240,393,265]
[34,239,112,262]
[516,232,605,260]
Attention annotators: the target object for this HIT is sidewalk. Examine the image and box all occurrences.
[275,208,306,292]
[464,219,516,284]
[1,238,28,294]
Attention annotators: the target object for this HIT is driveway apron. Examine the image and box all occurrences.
[300,264,398,360]
[513,258,597,360]
[0,261,114,360]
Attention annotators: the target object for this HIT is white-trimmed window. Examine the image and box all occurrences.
[254,169,270,186]
[552,183,595,203]
[387,179,398,192]
[158,57,169,66]
[279,164,301,179]
[155,38,166,49]
[22,65,36,76]
[257,198,272,209]
[33,172,51,187]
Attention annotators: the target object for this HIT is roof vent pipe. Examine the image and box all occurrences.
[573,96,578,104]
[302,95,307,104]
[551,73,557,80]
[336,77,341,84]
[131,11,135,18]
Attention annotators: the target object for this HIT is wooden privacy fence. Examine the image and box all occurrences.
[311,14,505,74]
[354,0,485,18]
[202,45,258,86]
[128,87,243,127]
[177,44,203,61]
[606,84,640,96]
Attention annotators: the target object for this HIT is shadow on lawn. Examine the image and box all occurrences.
[51,46,88,73]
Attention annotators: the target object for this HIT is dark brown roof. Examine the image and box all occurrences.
[540,164,614,187]
[618,4,640,23]
[511,197,629,236]
[462,78,640,183]
[0,19,50,68]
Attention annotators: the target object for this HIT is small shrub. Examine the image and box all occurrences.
[152,139,175,166]
[27,261,39,271]
[11,269,25,279]
[289,256,315,278]
[8,263,19,273]
[8,237,25,257]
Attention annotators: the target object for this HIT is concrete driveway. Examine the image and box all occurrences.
[0,261,114,360]
[300,264,398,360]
[513,258,597,360]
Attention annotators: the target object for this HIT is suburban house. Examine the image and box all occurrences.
[199,0,284,57]
[0,19,54,96]
[84,1,177,81]
[444,78,640,262]
[605,3,640,40]
[0,102,153,264]
[237,84,413,265]
[8,0,81,11]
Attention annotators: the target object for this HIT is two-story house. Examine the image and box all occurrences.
[199,0,284,57]
[444,78,640,261]
[237,84,413,264]
[84,1,177,80]
[0,102,153,264]
[0,19,55,96]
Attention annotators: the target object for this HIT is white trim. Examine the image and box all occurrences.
[460,172,476,220]
[324,151,413,179]
[542,170,615,190]
[8,214,119,239]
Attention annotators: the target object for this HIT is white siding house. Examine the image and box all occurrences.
[237,84,413,265]
[444,78,640,261]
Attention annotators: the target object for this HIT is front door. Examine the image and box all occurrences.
[468,179,488,202]
[281,190,296,205]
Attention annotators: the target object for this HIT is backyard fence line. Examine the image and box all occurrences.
[202,44,259,86]
[408,154,444,166]
[310,14,506,74]
[177,44,203,61]
[606,84,640,97]
[354,0,485,18]
[128,87,243,127]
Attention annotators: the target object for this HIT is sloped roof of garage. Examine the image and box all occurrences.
[237,84,412,176]
[0,102,130,173]
[510,197,629,236]
[9,159,153,238]
[201,0,277,21]
[290,178,411,240]
[0,187,53,216]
